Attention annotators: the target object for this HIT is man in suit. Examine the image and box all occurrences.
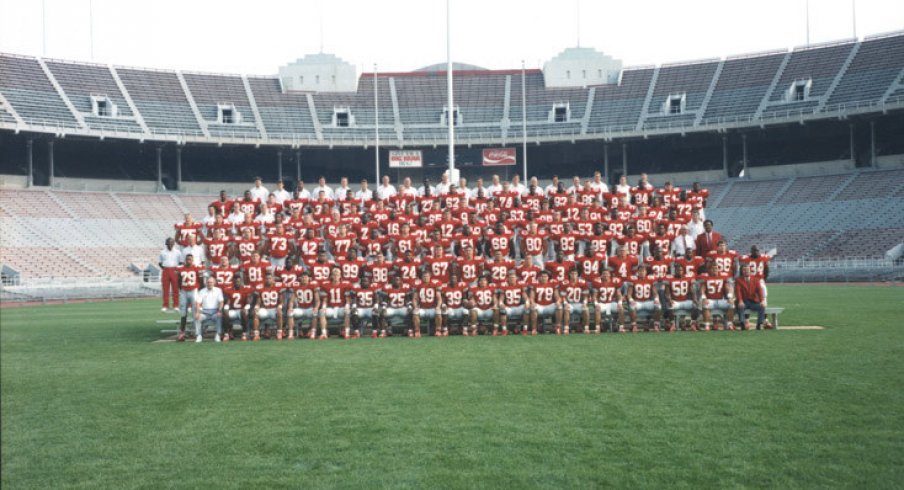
[695,220,722,258]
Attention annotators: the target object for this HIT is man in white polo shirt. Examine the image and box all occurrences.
[272,180,292,204]
[377,175,397,200]
[312,176,334,200]
[194,276,225,343]
[249,177,269,204]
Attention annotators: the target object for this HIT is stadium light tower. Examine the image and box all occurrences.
[446,0,456,181]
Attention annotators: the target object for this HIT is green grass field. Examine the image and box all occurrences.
[2,285,903,489]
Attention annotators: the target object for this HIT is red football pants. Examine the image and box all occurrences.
[161,267,179,308]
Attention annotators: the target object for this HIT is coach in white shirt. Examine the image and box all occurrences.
[400,177,420,197]
[471,177,489,199]
[435,172,451,195]
[528,176,545,196]
[181,235,206,266]
[249,177,270,203]
[355,179,373,202]
[294,181,312,201]
[566,175,583,196]
[312,176,334,200]
[272,180,292,204]
[487,174,503,196]
[159,238,182,312]
[377,175,397,200]
[511,175,527,196]
[687,209,705,240]
[671,225,696,257]
[615,175,631,196]
[194,276,224,342]
[544,176,560,196]
[417,178,436,197]
[590,171,609,194]
[334,177,352,201]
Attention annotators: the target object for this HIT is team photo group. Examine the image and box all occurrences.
[159,170,773,343]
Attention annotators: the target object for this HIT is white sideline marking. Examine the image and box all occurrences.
[779,326,825,330]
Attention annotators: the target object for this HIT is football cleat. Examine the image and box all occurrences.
[253,331,260,341]
[276,330,283,341]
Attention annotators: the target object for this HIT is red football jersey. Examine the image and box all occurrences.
[177,266,204,291]
[486,232,514,257]
[321,282,351,307]
[242,260,271,287]
[414,280,442,308]
[457,258,484,284]
[628,276,657,301]
[257,286,282,309]
[266,232,292,259]
[471,286,497,309]
[708,250,738,276]
[532,281,559,306]
[517,264,541,285]
[360,236,390,258]
[592,278,623,303]
[297,238,324,261]
[383,285,410,308]
[521,232,548,256]
[577,254,606,279]
[559,279,589,303]
[206,239,231,263]
[394,258,422,285]
[352,285,381,308]
[586,231,614,255]
[667,276,695,302]
[366,262,392,285]
[676,256,706,277]
[700,273,731,300]
[211,264,239,287]
[607,255,639,279]
[645,257,674,280]
[426,255,454,282]
[499,284,526,307]
[306,260,332,283]
[649,233,676,256]
[291,283,319,309]
[739,255,770,279]
[336,257,366,282]
[227,285,254,309]
[441,282,469,308]
[486,258,516,283]
[277,265,304,287]
[553,232,581,256]
[545,260,575,283]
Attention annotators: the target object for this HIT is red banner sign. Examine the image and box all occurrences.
[482,148,516,166]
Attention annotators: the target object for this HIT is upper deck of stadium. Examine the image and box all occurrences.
[2,31,903,147]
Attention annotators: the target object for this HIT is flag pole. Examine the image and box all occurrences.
[374,63,380,185]
[446,0,455,178]
[522,60,528,184]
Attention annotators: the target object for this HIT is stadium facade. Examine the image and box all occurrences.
[1,31,903,297]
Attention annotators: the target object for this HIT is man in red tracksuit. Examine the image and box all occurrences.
[158,238,182,312]
[735,263,771,330]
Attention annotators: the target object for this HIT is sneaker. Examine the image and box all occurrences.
[161,307,168,312]
[462,329,469,337]
[276,330,284,341]
[492,329,498,337]
[555,326,561,335]
[287,332,295,340]
[195,335,203,343]
[563,327,570,335]
[319,333,328,340]
[371,330,378,339]
[630,324,638,333]
[214,334,221,343]
[414,331,421,338]
[242,334,248,342]
[223,334,230,343]
[380,330,387,338]
[764,321,774,330]
[253,331,260,341]
[617,325,626,333]
[531,329,538,336]
[309,330,317,340]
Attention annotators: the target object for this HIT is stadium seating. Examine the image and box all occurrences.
[702,51,787,122]
[44,60,144,133]
[115,67,203,135]
[643,59,720,129]
[828,33,904,106]
[761,41,855,117]
[182,72,261,138]
[0,54,80,128]
[587,68,654,131]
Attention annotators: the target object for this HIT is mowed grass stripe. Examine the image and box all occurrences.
[2,286,903,488]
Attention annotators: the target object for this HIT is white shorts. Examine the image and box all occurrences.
[416,308,438,319]
[257,307,279,322]
[534,303,559,317]
[443,307,467,319]
[472,307,495,321]
[631,300,659,313]
[352,307,375,320]
[704,299,732,311]
[320,307,348,319]
[292,307,316,319]
[502,305,526,318]
[594,302,622,316]
[226,307,248,321]
[565,302,586,314]
[383,307,409,318]
[670,300,695,312]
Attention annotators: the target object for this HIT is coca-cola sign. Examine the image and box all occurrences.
[482,148,516,166]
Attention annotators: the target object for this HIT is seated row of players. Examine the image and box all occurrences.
[174,245,771,342]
